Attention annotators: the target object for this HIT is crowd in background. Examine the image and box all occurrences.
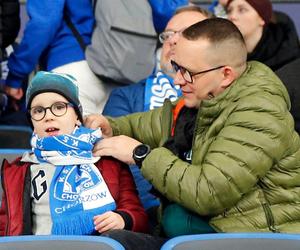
[1,0,299,127]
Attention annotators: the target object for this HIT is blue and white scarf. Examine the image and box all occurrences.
[144,71,182,111]
[31,126,116,235]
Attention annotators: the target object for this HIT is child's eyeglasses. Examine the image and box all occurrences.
[29,102,74,121]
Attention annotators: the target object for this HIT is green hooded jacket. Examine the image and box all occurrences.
[108,61,300,232]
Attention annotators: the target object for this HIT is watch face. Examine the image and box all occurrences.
[133,144,151,166]
[135,145,149,157]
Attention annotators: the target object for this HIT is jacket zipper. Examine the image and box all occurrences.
[258,181,278,232]
[111,26,157,39]
[191,108,202,162]
[261,202,277,232]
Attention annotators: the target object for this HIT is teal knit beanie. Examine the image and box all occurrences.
[26,71,83,122]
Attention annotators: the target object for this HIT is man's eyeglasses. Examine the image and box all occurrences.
[159,30,180,44]
[171,60,225,83]
[29,102,74,121]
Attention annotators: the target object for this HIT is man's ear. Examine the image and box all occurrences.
[220,66,235,89]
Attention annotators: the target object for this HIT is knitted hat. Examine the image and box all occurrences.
[26,71,83,122]
[227,0,273,25]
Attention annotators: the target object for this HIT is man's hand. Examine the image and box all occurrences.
[84,114,113,138]
[93,135,141,165]
[5,86,23,100]
[94,211,125,233]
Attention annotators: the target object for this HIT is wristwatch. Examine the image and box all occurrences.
[132,144,151,167]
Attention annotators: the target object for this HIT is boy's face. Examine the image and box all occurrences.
[30,92,79,138]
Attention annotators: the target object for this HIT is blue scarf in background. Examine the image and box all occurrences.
[144,71,182,111]
[31,126,116,235]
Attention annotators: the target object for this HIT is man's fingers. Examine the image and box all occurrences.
[84,114,101,129]
[93,145,113,157]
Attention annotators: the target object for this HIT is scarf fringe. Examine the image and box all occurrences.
[52,211,97,235]
[51,203,116,235]
[51,202,116,235]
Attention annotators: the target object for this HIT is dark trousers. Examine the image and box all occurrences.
[102,229,167,250]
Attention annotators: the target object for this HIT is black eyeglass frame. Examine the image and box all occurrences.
[29,101,74,121]
[171,60,225,83]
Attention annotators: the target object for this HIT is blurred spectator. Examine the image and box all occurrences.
[227,0,300,70]
[85,0,190,107]
[4,0,106,116]
[103,6,213,116]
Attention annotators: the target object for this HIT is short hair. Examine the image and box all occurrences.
[175,5,215,19]
[182,18,247,66]
[182,18,244,44]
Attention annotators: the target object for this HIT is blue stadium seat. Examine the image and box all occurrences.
[161,233,300,250]
[0,148,29,163]
[0,125,32,149]
[0,235,125,250]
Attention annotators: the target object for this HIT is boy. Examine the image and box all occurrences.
[0,71,148,235]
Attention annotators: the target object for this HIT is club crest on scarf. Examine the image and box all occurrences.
[54,164,103,201]
[31,126,117,235]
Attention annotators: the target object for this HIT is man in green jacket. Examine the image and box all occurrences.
[86,18,300,245]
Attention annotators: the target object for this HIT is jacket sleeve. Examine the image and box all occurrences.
[6,0,65,88]
[98,157,148,233]
[108,104,169,149]
[115,163,148,233]
[0,189,8,236]
[0,159,29,236]
[0,160,10,236]
[140,92,294,216]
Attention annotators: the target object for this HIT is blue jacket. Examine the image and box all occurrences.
[148,0,188,33]
[103,80,161,210]
[6,0,94,88]
[103,80,146,116]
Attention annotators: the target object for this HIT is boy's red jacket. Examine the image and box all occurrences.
[0,156,148,235]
